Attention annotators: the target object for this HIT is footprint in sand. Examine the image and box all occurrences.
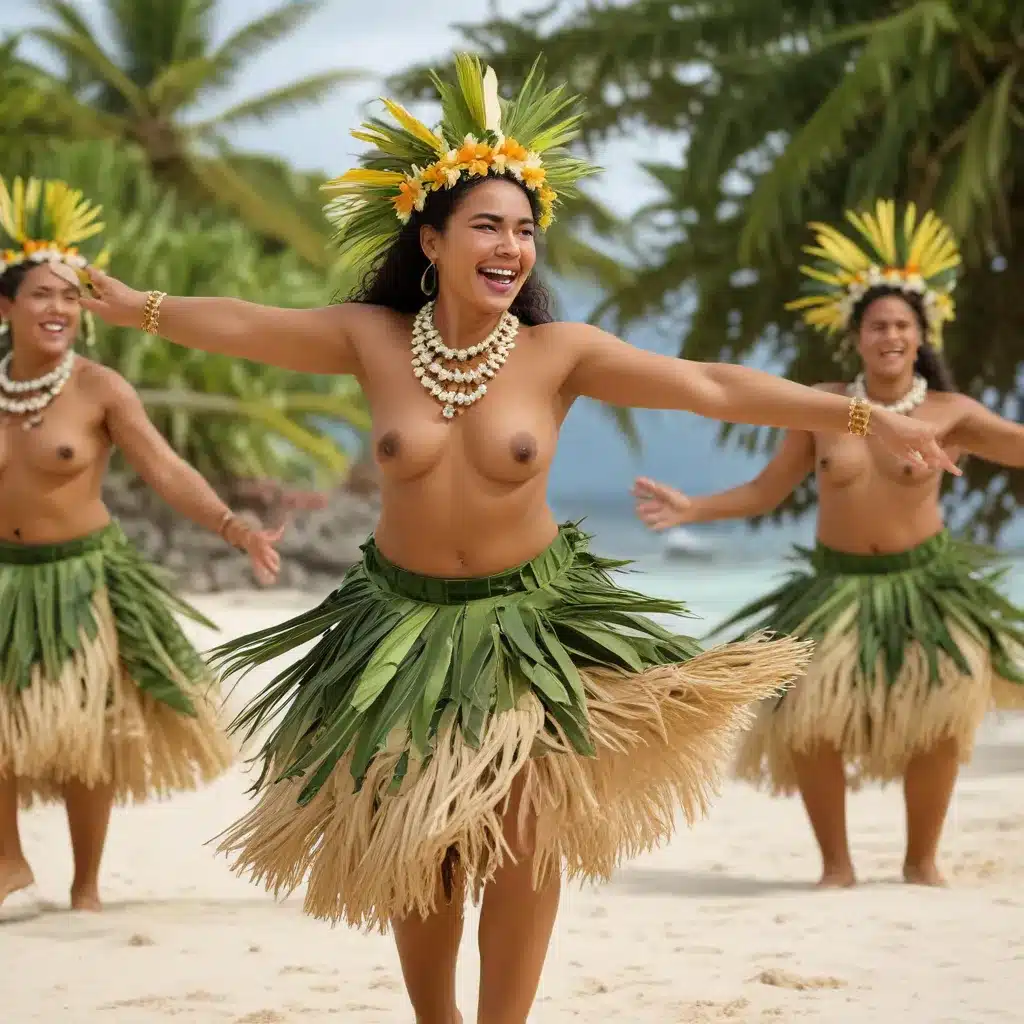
[234,1013,287,1024]
[185,991,228,1003]
[752,969,847,991]
[126,933,155,947]
[677,998,749,1021]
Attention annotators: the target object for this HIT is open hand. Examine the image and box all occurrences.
[870,409,961,475]
[80,267,149,329]
[241,523,285,586]
[632,476,694,530]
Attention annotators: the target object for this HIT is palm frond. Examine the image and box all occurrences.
[190,71,361,133]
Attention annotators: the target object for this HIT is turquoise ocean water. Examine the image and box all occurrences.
[548,499,1024,633]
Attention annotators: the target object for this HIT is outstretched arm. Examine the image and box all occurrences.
[94,367,282,584]
[82,268,360,376]
[946,396,1024,468]
[565,325,959,473]
[634,428,816,530]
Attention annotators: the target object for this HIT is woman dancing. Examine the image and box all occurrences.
[83,62,952,1022]
[0,177,281,921]
[635,200,1024,890]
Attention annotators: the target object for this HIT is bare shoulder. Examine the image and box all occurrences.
[529,320,600,346]
[73,358,137,406]
[335,301,411,347]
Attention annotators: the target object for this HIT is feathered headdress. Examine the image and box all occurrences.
[321,54,598,265]
[787,200,961,350]
[0,176,109,345]
[0,176,107,280]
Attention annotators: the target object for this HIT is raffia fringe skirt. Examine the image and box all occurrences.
[213,523,812,932]
[0,523,233,807]
[724,531,1024,795]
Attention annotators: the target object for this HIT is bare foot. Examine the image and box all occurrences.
[0,859,35,903]
[903,862,947,887]
[817,865,856,889]
[70,883,102,912]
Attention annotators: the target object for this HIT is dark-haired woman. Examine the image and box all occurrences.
[635,202,1024,891]
[85,67,953,1021]
[0,176,281,921]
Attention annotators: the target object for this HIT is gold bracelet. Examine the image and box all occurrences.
[140,290,167,334]
[217,510,235,540]
[848,396,872,437]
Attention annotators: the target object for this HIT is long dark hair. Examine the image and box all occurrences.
[348,175,554,326]
[0,264,31,354]
[849,285,957,392]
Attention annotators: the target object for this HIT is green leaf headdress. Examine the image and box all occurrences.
[321,54,599,266]
[787,199,961,351]
[0,176,110,345]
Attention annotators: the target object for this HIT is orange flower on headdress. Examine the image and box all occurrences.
[393,176,427,222]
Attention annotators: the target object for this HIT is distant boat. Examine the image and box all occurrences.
[662,526,716,560]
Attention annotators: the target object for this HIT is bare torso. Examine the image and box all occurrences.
[0,360,113,544]
[812,388,964,554]
[351,307,576,577]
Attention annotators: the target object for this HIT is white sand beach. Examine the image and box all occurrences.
[4,589,1023,1023]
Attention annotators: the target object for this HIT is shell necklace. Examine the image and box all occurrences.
[0,350,76,430]
[411,300,518,419]
[848,373,927,416]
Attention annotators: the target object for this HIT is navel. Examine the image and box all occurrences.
[818,457,830,470]
[377,431,400,458]
[903,464,914,477]
[13,528,20,540]
[57,445,74,461]
[509,431,537,464]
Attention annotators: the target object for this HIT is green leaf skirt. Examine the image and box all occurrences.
[719,531,1024,794]
[0,522,233,807]
[213,523,811,931]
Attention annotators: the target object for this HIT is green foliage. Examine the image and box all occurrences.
[436,0,1024,539]
[18,0,363,265]
[15,141,366,484]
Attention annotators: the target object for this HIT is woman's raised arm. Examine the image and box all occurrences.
[83,268,362,375]
[564,324,960,474]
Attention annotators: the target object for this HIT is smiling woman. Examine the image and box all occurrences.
[81,57,958,1020]
[0,176,283,923]
[634,200,1024,892]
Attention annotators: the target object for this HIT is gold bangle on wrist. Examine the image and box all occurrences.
[848,396,872,437]
[140,290,167,335]
[217,510,235,540]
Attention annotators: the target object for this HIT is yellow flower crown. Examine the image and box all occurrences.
[787,200,961,351]
[321,54,599,265]
[0,176,107,282]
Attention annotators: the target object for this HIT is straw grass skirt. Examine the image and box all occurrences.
[0,523,233,807]
[214,523,811,931]
[725,532,1024,795]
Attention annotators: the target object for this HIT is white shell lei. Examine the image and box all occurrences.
[411,301,518,419]
[0,350,75,425]
[848,373,927,415]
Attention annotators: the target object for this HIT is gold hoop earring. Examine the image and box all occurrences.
[420,262,438,298]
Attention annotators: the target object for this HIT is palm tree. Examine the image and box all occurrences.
[23,0,362,266]
[427,0,1024,538]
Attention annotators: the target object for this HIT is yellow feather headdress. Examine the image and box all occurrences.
[321,54,599,266]
[0,176,108,282]
[787,200,961,350]
[0,176,109,346]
